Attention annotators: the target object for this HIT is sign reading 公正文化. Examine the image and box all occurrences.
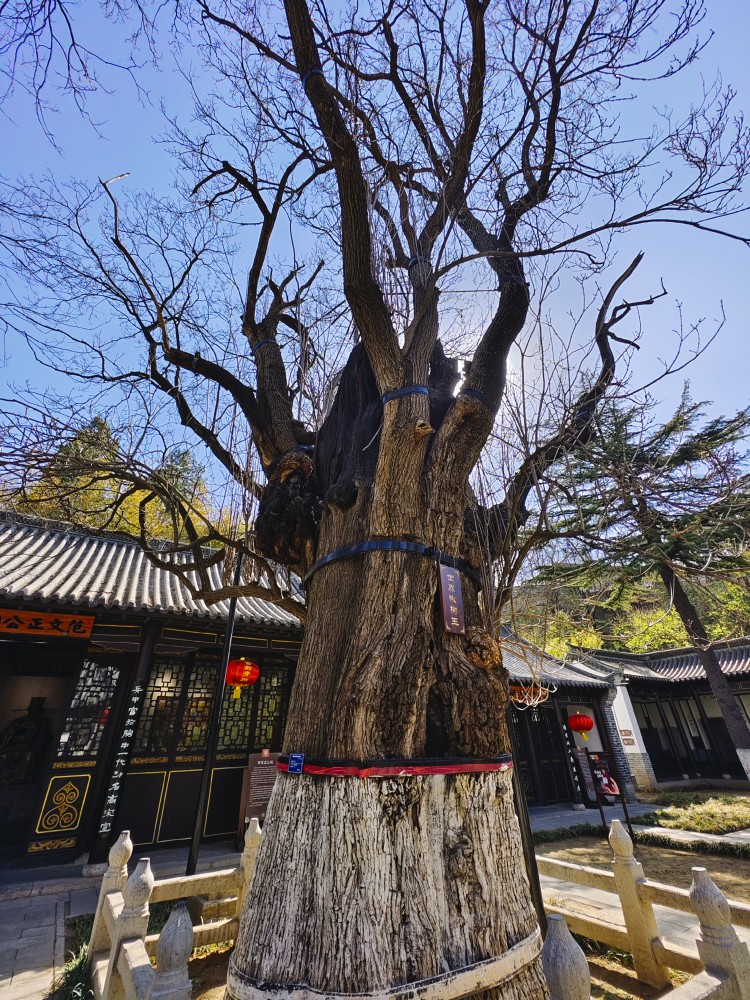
[439,565,465,634]
[0,609,95,638]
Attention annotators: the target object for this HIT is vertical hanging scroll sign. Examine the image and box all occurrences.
[439,564,465,634]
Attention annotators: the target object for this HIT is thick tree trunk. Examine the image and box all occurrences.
[659,565,750,780]
[227,770,545,1000]
[227,413,548,999]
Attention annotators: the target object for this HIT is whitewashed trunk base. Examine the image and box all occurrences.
[226,770,548,1000]
[227,928,541,1000]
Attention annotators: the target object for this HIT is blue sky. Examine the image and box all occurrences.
[2,2,749,423]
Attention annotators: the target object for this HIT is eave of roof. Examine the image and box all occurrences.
[0,511,303,631]
[502,638,613,688]
[573,639,750,684]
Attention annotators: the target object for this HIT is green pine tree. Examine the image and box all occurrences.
[15,418,210,538]
[536,390,750,777]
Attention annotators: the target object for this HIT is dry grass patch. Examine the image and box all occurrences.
[634,791,750,836]
[588,953,689,1000]
[537,836,750,902]
[191,948,233,999]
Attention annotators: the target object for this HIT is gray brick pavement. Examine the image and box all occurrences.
[0,893,64,999]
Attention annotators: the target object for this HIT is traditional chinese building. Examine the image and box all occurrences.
[0,512,643,864]
[571,643,750,787]
[0,512,302,862]
[500,637,635,806]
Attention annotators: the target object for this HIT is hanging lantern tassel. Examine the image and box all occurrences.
[226,658,261,701]
[567,712,594,742]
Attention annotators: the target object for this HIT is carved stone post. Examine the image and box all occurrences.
[691,867,750,1000]
[90,830,133,954]
[152,899,195,1000]
[609,820,670,989]
[541,914,590,1000]
[102,857,154,1000]
[237,817,262,918]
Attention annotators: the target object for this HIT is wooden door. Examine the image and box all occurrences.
[118,652,293,846]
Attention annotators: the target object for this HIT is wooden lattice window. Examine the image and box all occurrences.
[56,658,121,759]
[132,658,186,755]
[177,659,215,752]
[251,666,287,751]
[218,683,256,752]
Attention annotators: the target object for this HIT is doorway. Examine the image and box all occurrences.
[0,641,78,855]
[118,651,293,847]
[510,703,572,804]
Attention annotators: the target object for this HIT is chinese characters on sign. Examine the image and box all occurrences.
[97,681,145,837]
[0,609,94,638]
[438,565,465,634]
[588,751,620,797]
[241,751,279,826]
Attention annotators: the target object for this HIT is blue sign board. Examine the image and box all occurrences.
[288,753,305,774]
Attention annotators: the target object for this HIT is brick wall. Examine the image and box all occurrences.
[599,690,638,800]
[627,750,658,789]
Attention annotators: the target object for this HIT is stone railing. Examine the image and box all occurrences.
[88,819,261,1000]
[537,819,750,1000]
[89,817,750,1000]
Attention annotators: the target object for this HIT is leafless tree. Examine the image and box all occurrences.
[1,2,749,997]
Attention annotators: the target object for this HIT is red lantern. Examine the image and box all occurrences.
[226,658,260,698]
[567,712,594,741]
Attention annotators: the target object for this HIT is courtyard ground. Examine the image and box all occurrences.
[190,947,233,1000]
[2,797,748,999]
[535,836,750,902]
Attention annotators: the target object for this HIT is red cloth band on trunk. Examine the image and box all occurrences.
[276,755,513,778]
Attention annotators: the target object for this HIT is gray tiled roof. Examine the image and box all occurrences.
[0,513,303,629]
[574,641,750,683]
[501,638,613,688]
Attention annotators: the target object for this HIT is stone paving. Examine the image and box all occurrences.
[0,807,747,998]
[0,841,239,998]
[528,800,750,845]
[538,872,750,957]
[0,894,66,999]
[526,801,656,831]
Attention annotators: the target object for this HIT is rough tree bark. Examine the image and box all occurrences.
[222,18,550,968]
[3,3,731,997]
[227,358,547,1000]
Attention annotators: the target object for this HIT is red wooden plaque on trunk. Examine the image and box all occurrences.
[439,565,465,633]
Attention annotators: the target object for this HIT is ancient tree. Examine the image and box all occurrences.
[2,2,749,998]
